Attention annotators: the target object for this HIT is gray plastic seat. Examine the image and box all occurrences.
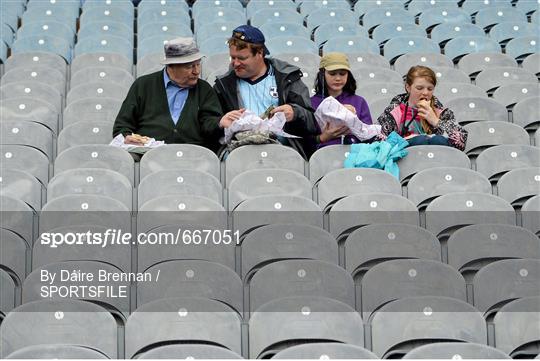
[493,82,540,108]
[249,259,355,313]
[372,22,424,46]
[0,268,16,316]
[233,195,323,236]
[249,296,364,358]
[306,8,358,32]
[0,66,66,96]
[522,53,540,75]
[445,36,502,62]
[70,52,132,76]
[371,295,487,358]
[0,168,43,212]
[448,224,540,281]
[475,66,537,93]
[348,52,390,69]
[393,52,454,76]
[138,344,242,359]
[0,196,35,246]
[39,194,131,233]
[66,81,129,105]
[403,342,511,359]
[430,22,485,45]
[5,345,110,359]
[57,121,113,154]
[0,299,117,358]
[47,168,132,209]
[267,36,319,55]
[4,52,67,75]
[80,7,134,30]
[0,228,27,287]
[407,167,491,209]
[191,0,243,17]
[329,193,418,239]
[418,7,471,31]
[493,296,540,358]
[473,258,540,318]
[137,260,242,313]
[361,259,466,320]
[63,97,122,126]
[138,169,221,208]
[314,22,368,46]
[273,343,378,359]
[23,261,129,318]
[228,169,311,211]
[194,7,246,27]
[425,192,515,239]
[522,195,540,235]
[512,96,540,130]
[0,120,53,160]
[475,144,540,182]
[0,81,62,114]
[70,66,134,89]
[362,8,414,31]
[0,145,49,185]
[139,21,192,41]
[475,7,527,29]
[506,35,540,61]
[125,297,242,358]
[446,96,508,125]
[384,36,440,63]
[432,66,471,84]
[460,0,513,15]
[497,167,540,206]
[10,35,72,63]
[137,35,179,60]
[32,224,131,274]
[300,0,351,14]
[246,0,297,18]
[77,21,133,44]
[137,195,227,234]
[435,82,487,103]
[351,66,403,84]
[490,21,538,44]
[397,145,471,184]
[196,22,237,45]
[272,53,320,74]
[368,96,394,121]
[241,223,338,280]
[197,36,232,56]
[225,144,305,186]
[354,0,403,16]
[357,82,404,104]
[464,120,530,156]
[317,168,402,211]
[457,52,518,77]
[344,224,440,282]
[201,52,231,80]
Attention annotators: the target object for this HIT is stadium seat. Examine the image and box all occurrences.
[475,66,537,93]
[1,66,66,97]
[266,36,319,55]
[0,166,42,211]
[194,7,246,28]
[362,8,414,31]
[140,144,221,182]
[512,96,540,131]
[241,223,338,279]
[475,7,527,29]
[489,21,538,44]
[137,260,242,313]
[77,21,133,44]
[71,52,132,76]
[351,66,403,84]
[306,8,358,32]
[17,21,75,46]
[47,168,132,209]
[57,121,113,154]
[272,53,320,73]
[246,0,297,18]
[314,22,368,46]
[66,82,129,106]
[444,36,502,62]
[21,7,77,33]
[63,98,122,126]
[460,0,513,16]
[407,0,458,16]
[492,82,540,108]
[393,52,454,76]
[457,52,518,76]
[397,145,471,184]
[430,22,485,46]
[475,144,540,182]
[4,345,110,359]
[447,224,540,281]
[0,299,117,358]
[424,192,515,240]
[70,66,134,89]
[473,258,540,318]
[54,144,135,185]
[446,96,509,125]
[74,35,134,64]
[23,261,129,319]
[522,53,539,75]
[137,344,243,359]
[403,342,511,359]
[0,81,62,114]
[505,35,540,61]
[371,295,487,358]
[418,8,471,31]
[80,7,134,31]
[83,0,134,12]
[0,228,27,288]
[497,167,540,206]
[248,259,355,312]
[249,296,364,358]
[384,36,440,63]
[137,53,165,77]
[137,35,179,60]
[196,21,237,44]
[300,0,351,15]
[329,193,418,239]
[522,195,540,235]
[125,297,242,358]
[368,96,394,120]
[139,21,192,41]
[432,66,471,83]
[357,81,404,104]
[435,82,487,103]
[317,168,401,211]
[273,343,378,359]
[0,120,54,161]
[138,169,221,208]
[493,296,540,358]
[0,145,49,185]
[0,195,35,246]
[191,0,243,17]
[407,167,491,209]
[354,0,403,17]
[372,22,424,46]
[464,121,530,157]
[323,36,380,54]
[199,36,231,56]
[348,52,390,69]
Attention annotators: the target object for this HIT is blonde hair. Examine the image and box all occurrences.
[405,65,437,134]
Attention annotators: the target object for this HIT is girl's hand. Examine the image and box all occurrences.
[417,102,439,127]
[320,122,349,143]
[343,104,356,114]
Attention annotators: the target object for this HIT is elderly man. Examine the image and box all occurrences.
[113,37,228,153]
[213,25,318,158]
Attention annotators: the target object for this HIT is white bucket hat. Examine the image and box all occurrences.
[161,37,204,65]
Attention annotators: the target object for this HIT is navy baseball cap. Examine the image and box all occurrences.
[231,25,270,55]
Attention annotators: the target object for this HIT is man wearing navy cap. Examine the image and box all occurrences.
[214,25,318,158]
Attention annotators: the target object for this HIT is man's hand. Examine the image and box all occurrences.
[343,104,356,114]
[220,108,245,128]
[124,133,150,146]
[270,104,294,122]
[319,122,349,143]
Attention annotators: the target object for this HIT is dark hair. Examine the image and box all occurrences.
[227,37,265,56]
[313,68,357,97]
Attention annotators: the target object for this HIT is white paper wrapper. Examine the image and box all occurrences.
[222,110,300,144]
[314,96,381,141]
[110,134,165,154]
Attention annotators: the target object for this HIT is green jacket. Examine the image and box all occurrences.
[113,69,224,152]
